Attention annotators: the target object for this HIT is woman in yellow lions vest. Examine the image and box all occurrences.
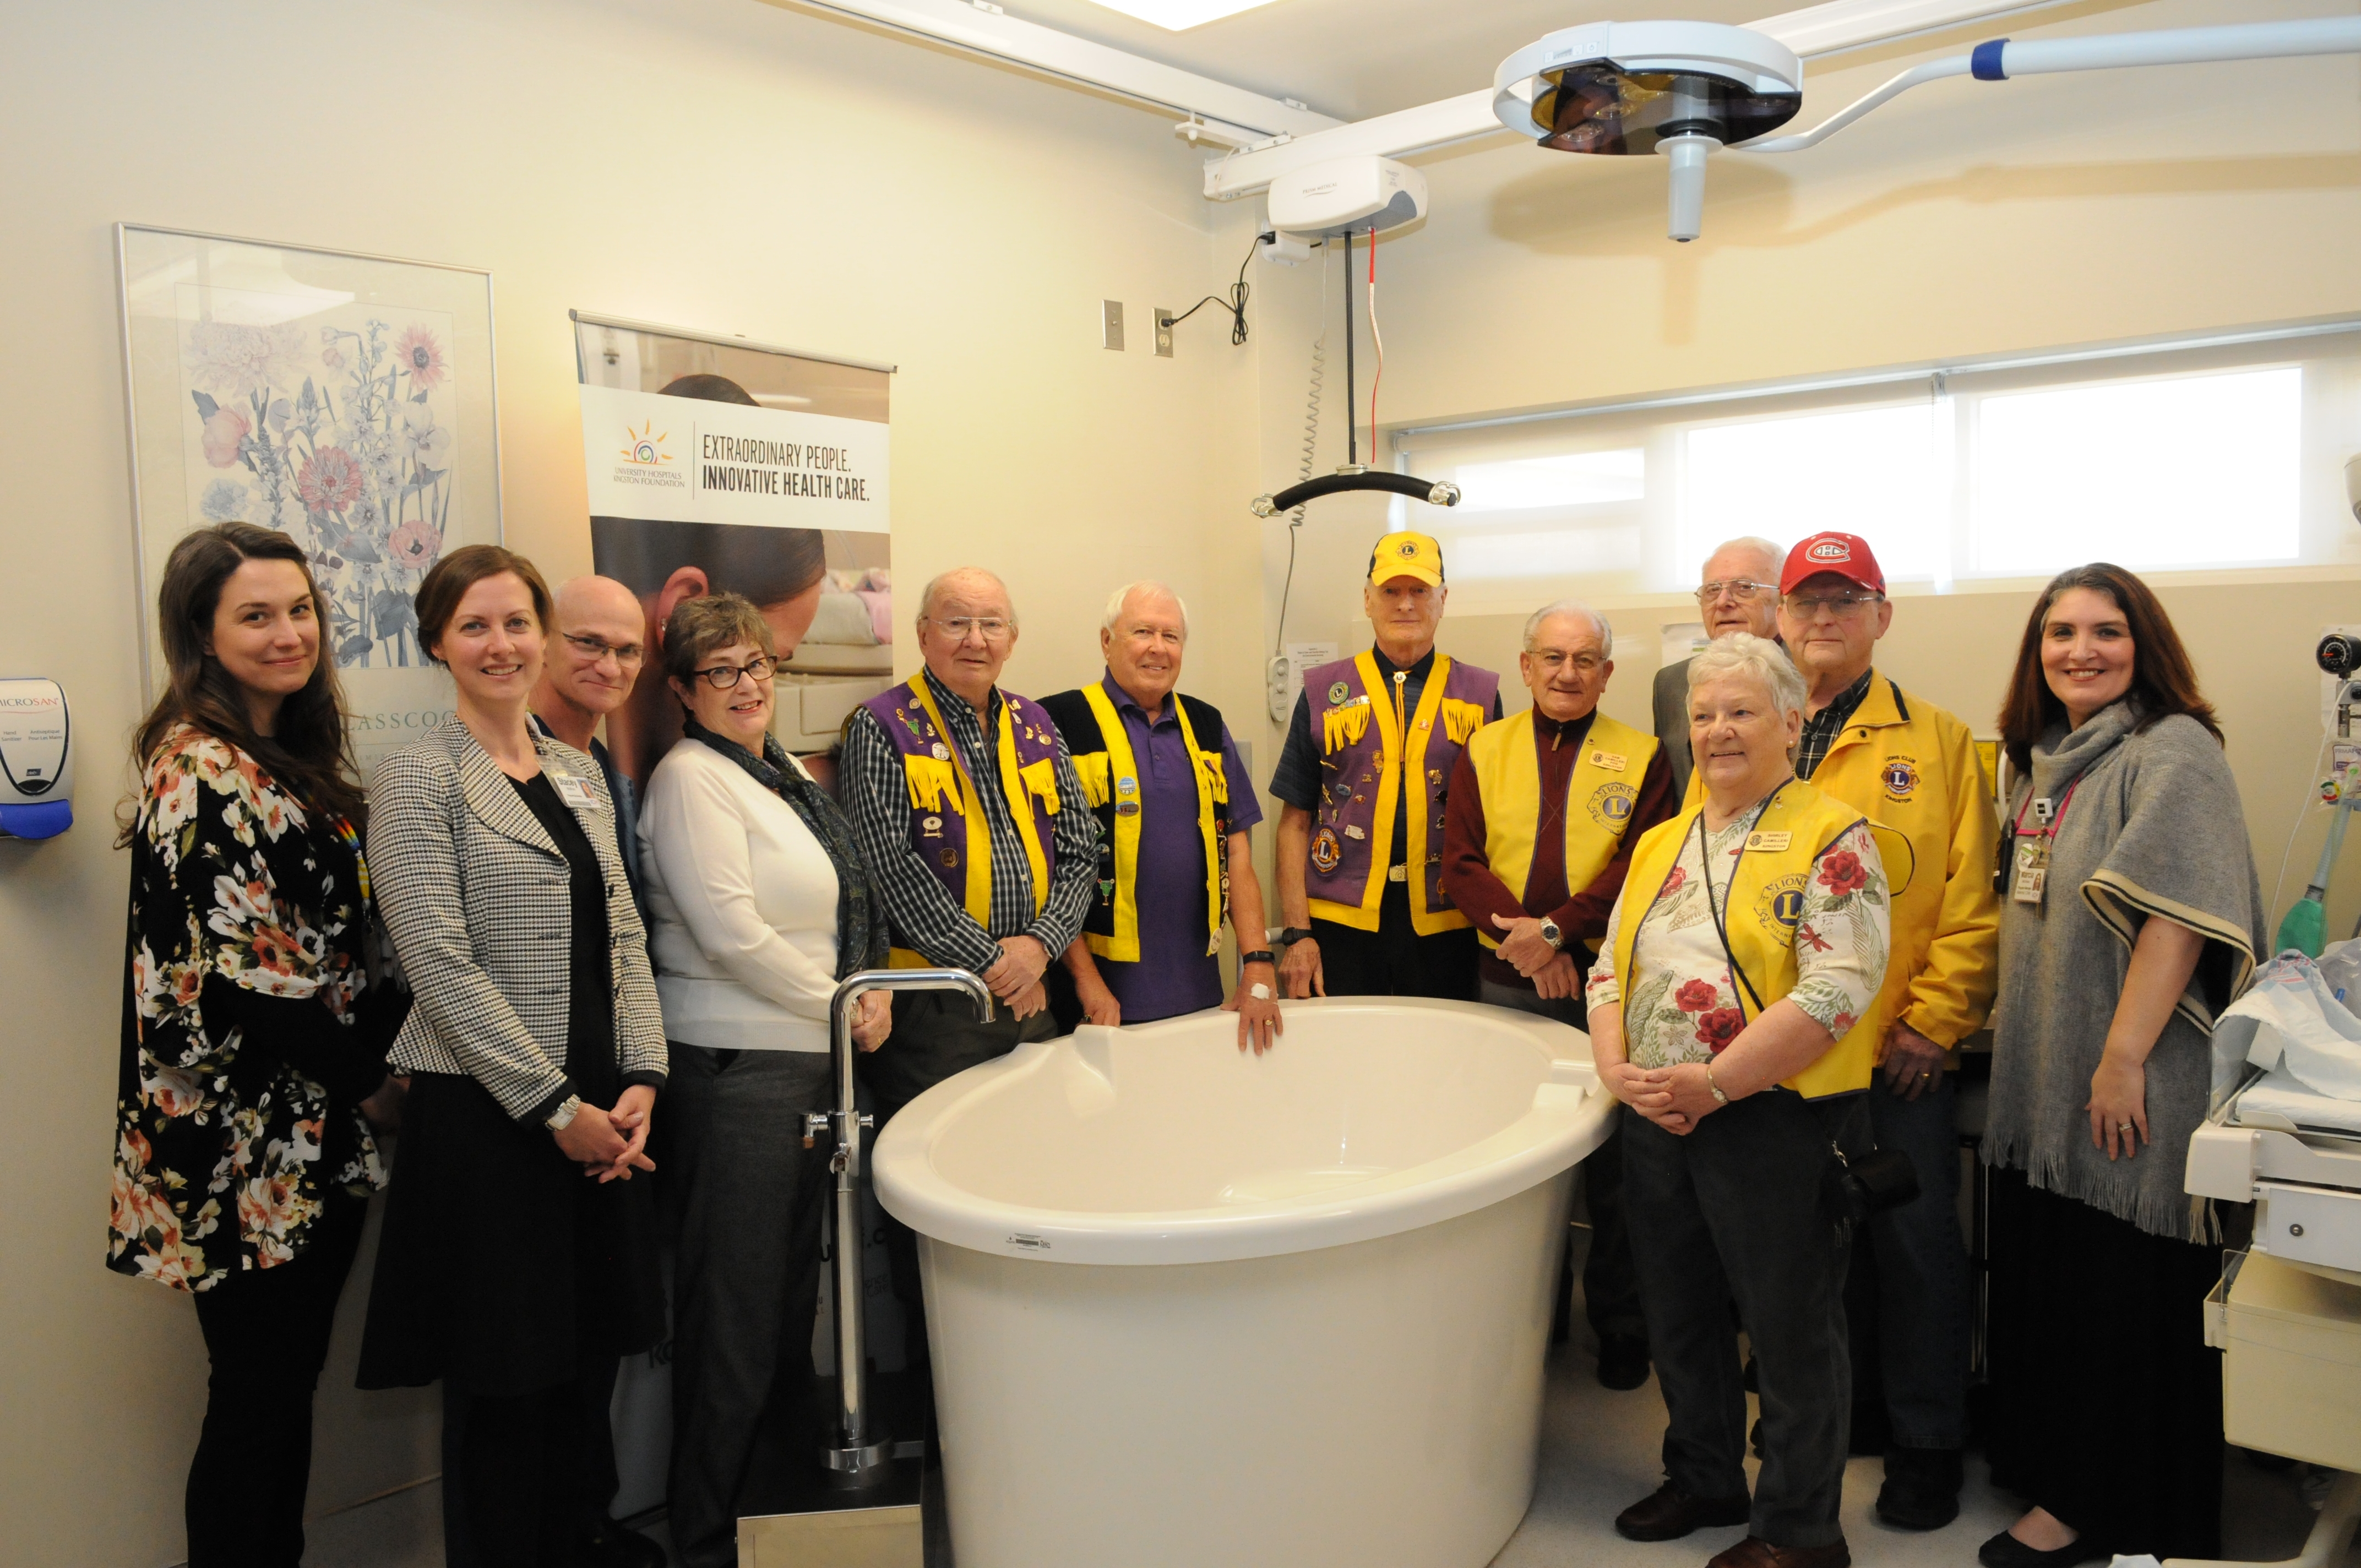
[1584,633,1891,1568]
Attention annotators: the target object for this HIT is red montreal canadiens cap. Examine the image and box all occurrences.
[1780,531,1885,596]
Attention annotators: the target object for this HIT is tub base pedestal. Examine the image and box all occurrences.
[736,1486,923,1568]
[919,1173,1575,1568]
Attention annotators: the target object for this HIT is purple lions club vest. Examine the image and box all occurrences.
[861,675,1064,966]
[1303,650,1499,935]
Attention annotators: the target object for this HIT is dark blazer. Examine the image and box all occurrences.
[1652,657,1695,804]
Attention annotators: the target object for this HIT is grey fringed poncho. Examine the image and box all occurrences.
[1983,703,2266,1242]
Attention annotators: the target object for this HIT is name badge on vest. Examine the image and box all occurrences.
[1588,749,1628,772]
[1745,830,1792,853]
[551,772,596,809]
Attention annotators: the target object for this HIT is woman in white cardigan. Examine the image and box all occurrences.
[638,592,890,1568]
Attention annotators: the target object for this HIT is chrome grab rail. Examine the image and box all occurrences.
[809,967,994,1487]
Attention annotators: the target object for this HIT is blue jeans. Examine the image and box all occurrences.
[1847,1069,1972,1451]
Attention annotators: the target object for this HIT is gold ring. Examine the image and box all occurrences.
[2117,1122,2133,1132]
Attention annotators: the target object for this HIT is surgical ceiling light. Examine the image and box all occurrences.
[1494,13,2361,243]
[1494,21,1802,243]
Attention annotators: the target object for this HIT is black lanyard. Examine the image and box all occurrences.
[1694,785,1785,1022]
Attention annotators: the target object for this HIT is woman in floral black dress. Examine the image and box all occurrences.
[110,522,404,1568]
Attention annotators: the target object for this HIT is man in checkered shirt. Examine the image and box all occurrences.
[841,567,1097,1359]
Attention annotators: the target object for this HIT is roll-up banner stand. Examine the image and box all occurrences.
[570,314,901,1518]
[572,311,894,787]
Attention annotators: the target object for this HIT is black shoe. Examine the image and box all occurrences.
[1876,1448,1963,1531]
[1977,1528,2104,1568]
[1615,1481,1751,1542]
[1597,1336,1650,1391]
[583,1517,667,1568]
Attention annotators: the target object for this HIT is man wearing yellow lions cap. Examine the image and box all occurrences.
[1270,531,1502,1000]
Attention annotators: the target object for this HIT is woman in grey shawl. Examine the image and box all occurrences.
[1979,565,2264,1568]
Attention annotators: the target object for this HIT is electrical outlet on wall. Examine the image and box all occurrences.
[1101,300,1125,351]
[1154,309,1174,357]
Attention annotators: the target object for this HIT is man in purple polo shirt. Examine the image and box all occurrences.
[1041,582,1282,1053]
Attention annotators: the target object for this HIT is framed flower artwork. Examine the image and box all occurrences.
[116,224,501,765]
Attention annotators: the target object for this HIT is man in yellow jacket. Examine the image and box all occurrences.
[1771,532,1998,1533]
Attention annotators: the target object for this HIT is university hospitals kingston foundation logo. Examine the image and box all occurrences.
[619,419,674,466]
[613,418,687,490]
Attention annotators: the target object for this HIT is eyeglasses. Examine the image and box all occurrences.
[1782,591,1885,618]
[928,616,1013,644]
[1532,651,1606,674]
[691,656,778,689]
[561,632,645,668]
[1697,580,1777,604]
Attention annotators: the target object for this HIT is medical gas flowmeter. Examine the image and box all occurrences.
[0,678,72,840]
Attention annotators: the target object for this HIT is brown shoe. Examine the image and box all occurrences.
[1706,1535,1852,1568]
[1615,1482,1752,1542]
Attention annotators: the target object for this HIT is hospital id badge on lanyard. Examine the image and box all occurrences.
[2011,784,2074,907]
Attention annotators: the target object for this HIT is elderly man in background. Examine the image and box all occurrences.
[1270,531,1502,1000]
[841,567,1098,1365]
[1041,582,1283,1052]
[1771,532,1998,1531]
[1443,599,1677,1391]
[1655,537,1784,803]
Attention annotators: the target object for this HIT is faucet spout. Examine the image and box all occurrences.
[818,966,994,1487]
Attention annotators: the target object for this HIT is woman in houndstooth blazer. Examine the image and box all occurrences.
[356,546,667,1568]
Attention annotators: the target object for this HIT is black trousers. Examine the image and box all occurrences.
[1623,1093,1865,1549]
[440,1364,622,1568]
[1310,881,1479,1001]
[185,1191,368,1568]
[664,1045,835,1568]
[860,990,1057,1369]
[1478,977,1645,1347]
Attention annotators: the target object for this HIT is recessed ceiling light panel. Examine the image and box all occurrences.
[1082,0,1282,31]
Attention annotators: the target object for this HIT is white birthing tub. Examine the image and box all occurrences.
[871,996,1616,1568]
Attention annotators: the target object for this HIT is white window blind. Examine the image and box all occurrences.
[1394,325,2361,613]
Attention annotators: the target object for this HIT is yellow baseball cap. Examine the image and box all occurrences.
[1368,530,1445,587]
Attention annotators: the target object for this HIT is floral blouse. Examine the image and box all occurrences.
[1587,800,1889,1071]
[110,727,395,1292]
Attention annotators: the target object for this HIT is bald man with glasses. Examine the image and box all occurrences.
[1653,537,1783,804]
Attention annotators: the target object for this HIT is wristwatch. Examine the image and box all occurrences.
[1538,918,1564,951]
[1238,950,1276,968]
[543,1093,583,1132]
[1277,927,1315,946]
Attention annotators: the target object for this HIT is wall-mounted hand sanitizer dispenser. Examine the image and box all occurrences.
[0,678,72,840]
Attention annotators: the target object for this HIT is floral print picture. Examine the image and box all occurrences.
[175,286,459,668]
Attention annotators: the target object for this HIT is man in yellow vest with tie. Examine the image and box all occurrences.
[1443,598,1678,1392]
[1270,531,1502,1000]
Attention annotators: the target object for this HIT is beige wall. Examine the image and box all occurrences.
[0,2,1266,1562]
[1254,0,2361,934]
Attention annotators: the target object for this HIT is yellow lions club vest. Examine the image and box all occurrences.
[1465,710,1659,955]
[1613,778,1875,1099]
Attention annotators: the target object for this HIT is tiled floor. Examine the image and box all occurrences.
[304,1339,2343,1568]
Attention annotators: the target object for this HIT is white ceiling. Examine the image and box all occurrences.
[987,0,1777,121]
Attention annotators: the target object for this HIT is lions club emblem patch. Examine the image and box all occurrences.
[1881,756,1920,801]
[1310,826,1343,874]
[1328,680,1350,705]
[1756,871,1809,933]
[1587,781,1638,829]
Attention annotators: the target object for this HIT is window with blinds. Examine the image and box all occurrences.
[1391,323,2361,612]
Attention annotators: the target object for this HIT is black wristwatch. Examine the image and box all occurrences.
[1277,927,1315,946]
[1238,950,1277,968]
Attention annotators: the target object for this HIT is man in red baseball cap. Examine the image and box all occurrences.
[1774,530,1999,1533]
